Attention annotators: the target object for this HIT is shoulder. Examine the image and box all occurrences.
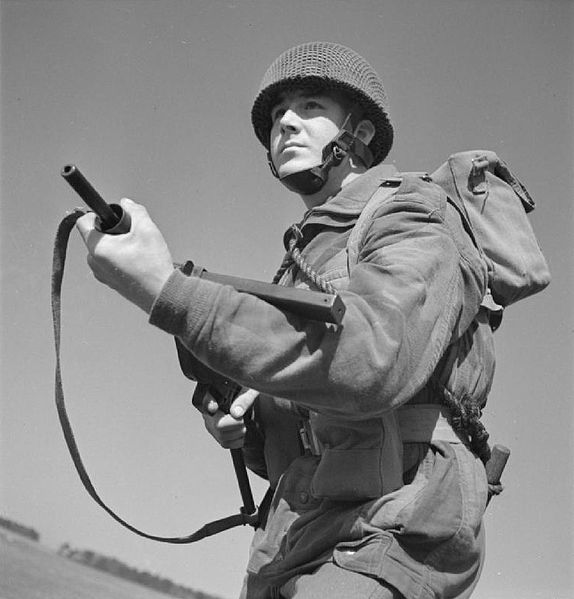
[370,174,448,222]
[357,174,485,275]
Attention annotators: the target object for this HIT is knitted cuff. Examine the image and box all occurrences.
[148,268,219,340]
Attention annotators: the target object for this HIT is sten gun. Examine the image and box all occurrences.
[61,164,346,523]
[60,164,345,328]
[61,163,346,409]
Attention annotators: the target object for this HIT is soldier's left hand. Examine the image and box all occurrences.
[76,198,174,313]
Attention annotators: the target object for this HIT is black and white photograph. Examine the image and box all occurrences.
[1,2,572,598]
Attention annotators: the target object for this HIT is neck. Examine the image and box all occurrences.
[296,160,368,209]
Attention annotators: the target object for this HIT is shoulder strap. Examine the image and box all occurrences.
[346,180,402,269]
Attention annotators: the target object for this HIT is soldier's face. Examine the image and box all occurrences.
[269,89,347,179]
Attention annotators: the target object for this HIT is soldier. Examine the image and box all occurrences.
[77,42,494,598]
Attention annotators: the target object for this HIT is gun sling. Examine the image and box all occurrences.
[51,210,344,543]
[52,211,265,542]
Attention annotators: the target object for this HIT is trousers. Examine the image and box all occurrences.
[240,561,404,599]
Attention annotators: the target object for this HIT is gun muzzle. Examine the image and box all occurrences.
[61,164,130,234]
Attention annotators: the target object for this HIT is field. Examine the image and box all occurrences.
[0,532,185,599]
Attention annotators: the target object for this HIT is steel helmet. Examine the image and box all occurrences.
[251,41,394,166]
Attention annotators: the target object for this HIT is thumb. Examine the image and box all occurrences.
[230,388,259,419]
[75,212,105,254]
[75,211,99,241]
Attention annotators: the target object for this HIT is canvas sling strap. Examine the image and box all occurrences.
[51,210,259,543]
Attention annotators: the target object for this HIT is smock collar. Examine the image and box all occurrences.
[300,163,399,228]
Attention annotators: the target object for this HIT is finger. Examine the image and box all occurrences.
[219,436,245,450]
[119,197,150,219]
[220,427,247,442]
[215,412,245,431]
[205,399,219,414]
[222,437,246,450]
[77,214,107,256]
[86,254,102,280]
[202,410,243,430]
[230,388,259,419]
[75,212,98,241]
[216,420,247,449]
[201,391,220,415]
[86,253,113,285]
[201,412,246,448]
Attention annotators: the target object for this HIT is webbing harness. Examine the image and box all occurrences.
[51,210,261,543]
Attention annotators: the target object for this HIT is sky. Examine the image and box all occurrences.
[1,1,573,598]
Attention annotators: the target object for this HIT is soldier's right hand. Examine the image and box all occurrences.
[201,388,259,449]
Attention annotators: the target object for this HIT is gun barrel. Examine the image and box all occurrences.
[61,164,119,229]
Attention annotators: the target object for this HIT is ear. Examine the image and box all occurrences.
[354,119,375,146]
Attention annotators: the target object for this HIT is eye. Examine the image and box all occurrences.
[271,107,286,123]
[304,100,323,111]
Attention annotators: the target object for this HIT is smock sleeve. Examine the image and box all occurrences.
[149,177,487,419]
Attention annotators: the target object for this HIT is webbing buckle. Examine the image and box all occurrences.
[299,420,322,456]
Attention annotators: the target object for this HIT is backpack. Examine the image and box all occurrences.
[348,150,551,315]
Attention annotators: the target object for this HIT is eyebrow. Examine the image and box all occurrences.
[271,91,329,116]
[276,90,327,103]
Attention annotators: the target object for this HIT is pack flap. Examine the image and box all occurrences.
[431,150,550,307]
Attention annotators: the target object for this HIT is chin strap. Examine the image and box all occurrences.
[268,116,374,196]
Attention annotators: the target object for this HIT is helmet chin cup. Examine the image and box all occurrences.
[279,167,328,195]
[267,151,327,195]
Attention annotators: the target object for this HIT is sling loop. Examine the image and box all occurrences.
[272,224,335,294]
[51,210,258,543]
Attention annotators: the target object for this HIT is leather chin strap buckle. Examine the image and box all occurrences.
[327,129,374,169]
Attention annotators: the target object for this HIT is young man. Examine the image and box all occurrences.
[77,42,494,598]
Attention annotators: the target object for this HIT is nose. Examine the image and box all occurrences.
[279,108,301,134]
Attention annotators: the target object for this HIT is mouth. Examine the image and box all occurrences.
[281,141,305,153]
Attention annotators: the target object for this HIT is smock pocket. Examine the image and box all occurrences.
[310,447,403,500]
[332,442,485,599]
[334,532,393,574]
[334,532,435,599]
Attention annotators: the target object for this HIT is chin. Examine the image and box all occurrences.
[276,159,319,180]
